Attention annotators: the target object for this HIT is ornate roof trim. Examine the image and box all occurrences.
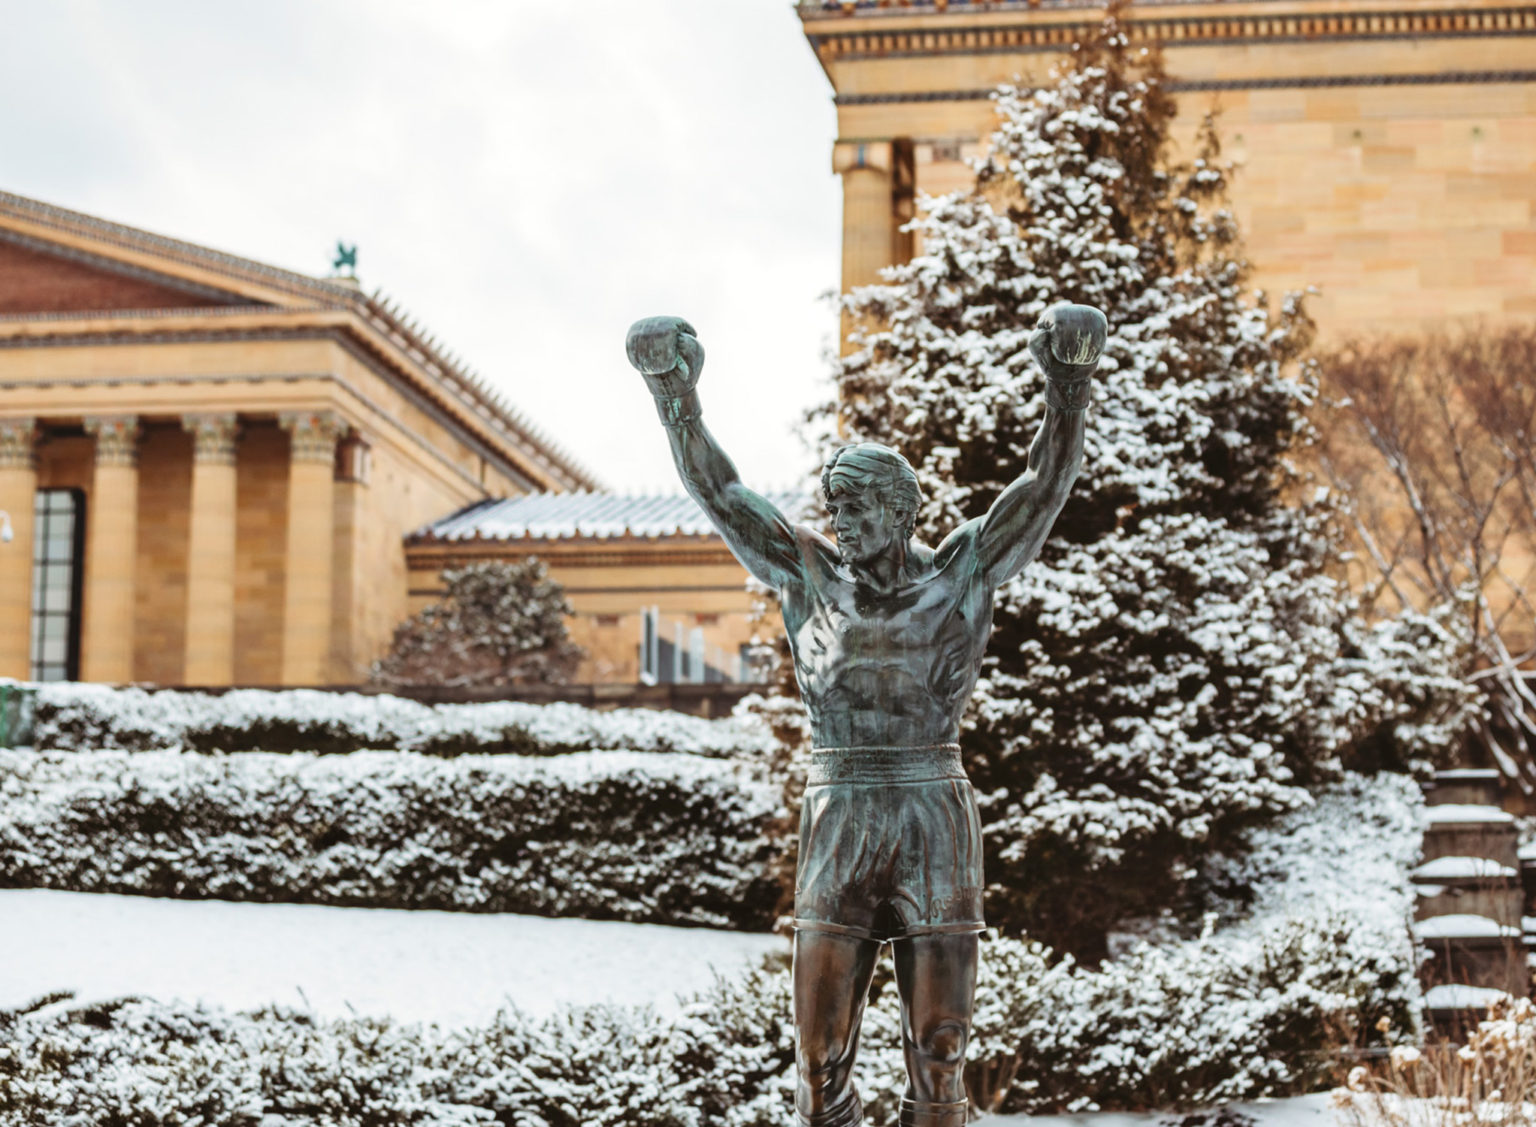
[804,4,1536,59]
[835,68,1536,104]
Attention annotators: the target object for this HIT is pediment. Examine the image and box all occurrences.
[0,228,259,315]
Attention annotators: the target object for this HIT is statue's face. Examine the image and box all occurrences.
[827,487,905,565]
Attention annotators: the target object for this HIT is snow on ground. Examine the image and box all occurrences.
[993,1092,1341,1127]
[0,889,785,1026]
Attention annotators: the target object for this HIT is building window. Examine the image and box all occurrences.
[30,489,85,682]
[640,606,659,685]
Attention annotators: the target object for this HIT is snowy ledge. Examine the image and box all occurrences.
[1411,856,1517,881]
[1413,914,1522,940]
[1426,803,1514,825]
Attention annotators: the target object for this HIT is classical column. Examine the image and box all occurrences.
[330,433,371,683]
[0,419,39,680]
[834,139,895,354]
[81,415,141,683]
[182,413,239,686]
[279,411,343,686]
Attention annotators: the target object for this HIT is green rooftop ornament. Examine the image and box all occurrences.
[333,241,358,275]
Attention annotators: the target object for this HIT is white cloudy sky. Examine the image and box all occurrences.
[0,0,844,491]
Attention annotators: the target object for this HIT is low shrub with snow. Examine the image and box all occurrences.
[25,683,773,758]
[0,774,1423,1122]
[0,748,783,930]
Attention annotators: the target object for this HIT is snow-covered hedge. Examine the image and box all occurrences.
[0,774,1423,1123]
[25,683,772,758]
[0,748,783,930]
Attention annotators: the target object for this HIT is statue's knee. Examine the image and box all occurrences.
[798,1035,852,1082]
[913,1020,968,1066]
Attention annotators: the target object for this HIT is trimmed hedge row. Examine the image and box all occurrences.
[24,684,773,758]
[0,748,784,930]
[0,908,1418,1127]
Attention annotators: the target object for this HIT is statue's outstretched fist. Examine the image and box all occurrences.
[627,316,705,399]
[1030,303,1107,382]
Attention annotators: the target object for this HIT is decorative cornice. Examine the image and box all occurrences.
[0,328,544,494]
[834,68,1536,104]
[808,6,1536,59]
[0,417,38,471]
[0,228,252,307]
[279,410,345,464]
[0,319,597,493]
[0,190,359,307]
[84,415,142,469]
[183,413,240,466]
[0,370,512,498]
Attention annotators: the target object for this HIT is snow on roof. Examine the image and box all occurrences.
[415,490,817,542]
[1412,856,1518,881]
[1414,914,1522,940]
[1426,803,1514,825]
[1423,984,1510,1011]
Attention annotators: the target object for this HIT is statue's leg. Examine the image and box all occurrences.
[890,931,978,1127]
[792,928,882,1127]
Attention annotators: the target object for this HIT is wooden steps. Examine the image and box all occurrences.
[1415,769,1530,1032]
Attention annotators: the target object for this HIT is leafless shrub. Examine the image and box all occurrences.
[1317,323,1536,786]
[1338,998,1536,1127]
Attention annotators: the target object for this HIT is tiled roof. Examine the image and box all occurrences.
[416,491,817,542]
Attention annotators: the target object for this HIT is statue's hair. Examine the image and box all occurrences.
[821,443,924,535]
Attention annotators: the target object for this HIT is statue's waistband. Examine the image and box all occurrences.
[807,744,966,786]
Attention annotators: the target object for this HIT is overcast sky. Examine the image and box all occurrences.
[0,0,844,492]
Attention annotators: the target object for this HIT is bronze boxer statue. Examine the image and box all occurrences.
[626,303,1104,1127]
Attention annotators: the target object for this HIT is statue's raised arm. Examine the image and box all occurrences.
[626,316,803,592]
[941,302,1104,588]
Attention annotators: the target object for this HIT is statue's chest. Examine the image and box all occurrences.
[794,574,984,666]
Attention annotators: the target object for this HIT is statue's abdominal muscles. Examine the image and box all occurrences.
[786,540,993,749]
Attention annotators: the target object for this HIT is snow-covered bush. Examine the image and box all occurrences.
[373,558,584,689]
[821,6,1470,953]
[27,683,773,758]
[936,773,1424,1114]
[0,773,1418,1121]
[0,748,783,929]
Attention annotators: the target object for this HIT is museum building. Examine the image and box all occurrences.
[800,0,1536,340]
[0,190,599,688]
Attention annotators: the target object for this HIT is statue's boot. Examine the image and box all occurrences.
[898,1097,970,1126]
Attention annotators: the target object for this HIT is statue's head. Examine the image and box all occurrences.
[821,443,923,564]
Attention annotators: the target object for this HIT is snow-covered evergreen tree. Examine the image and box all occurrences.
[373,559,583,689]
[827,5,1471,955]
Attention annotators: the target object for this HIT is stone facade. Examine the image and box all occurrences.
[800,0,1536,338]
[0,190,598,686]
[405,493,805,686]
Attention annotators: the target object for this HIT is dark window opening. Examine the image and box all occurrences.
[30,489,85,682]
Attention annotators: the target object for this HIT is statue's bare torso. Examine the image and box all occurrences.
[783,529,993,748]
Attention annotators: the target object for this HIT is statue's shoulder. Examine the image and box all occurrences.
[932,519,982,572]
[792,523,838,564]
